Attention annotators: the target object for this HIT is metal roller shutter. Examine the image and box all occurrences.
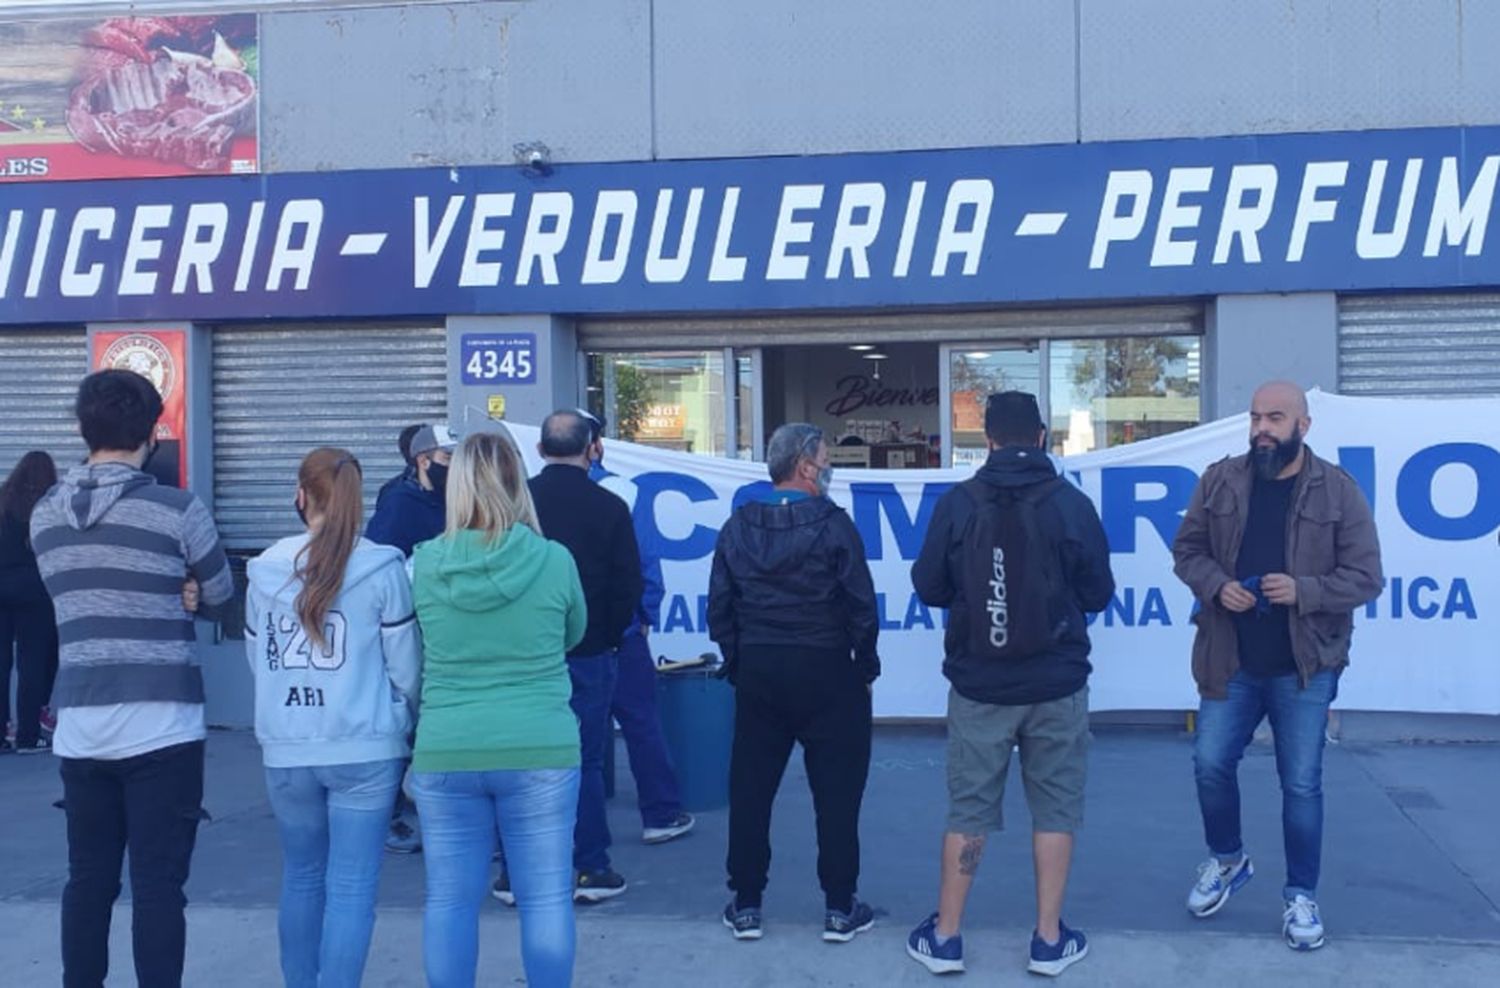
[1339,294,1500,397]
[212,323,448,550]
[0,328,87,480]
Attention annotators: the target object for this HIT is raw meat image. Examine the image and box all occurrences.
[0,13,259,182]
[68,16,258,172]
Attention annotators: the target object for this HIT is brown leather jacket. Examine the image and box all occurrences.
[1172,446,1383,699]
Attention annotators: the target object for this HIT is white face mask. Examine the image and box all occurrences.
[816,465,833,496]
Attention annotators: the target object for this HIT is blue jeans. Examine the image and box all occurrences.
[413,767,580,988]
[264,758,404,988]
[568,652,618,872]
[1194,668,1339,900]
[611,632,683,827]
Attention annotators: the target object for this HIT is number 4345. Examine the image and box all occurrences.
[467,348,533,380]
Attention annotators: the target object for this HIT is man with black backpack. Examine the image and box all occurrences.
[906,391,1114,979]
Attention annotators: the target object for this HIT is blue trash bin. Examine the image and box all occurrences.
[656,663,736,812]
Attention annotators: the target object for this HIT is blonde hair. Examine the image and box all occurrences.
[444,426,540,540]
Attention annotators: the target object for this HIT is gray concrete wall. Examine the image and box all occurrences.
[1205,293,1339,421]
[447,314,578,431]
[249,0,1500,173]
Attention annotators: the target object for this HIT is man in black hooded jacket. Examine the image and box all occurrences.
[708,422,880,944]
[906,391,1114,979]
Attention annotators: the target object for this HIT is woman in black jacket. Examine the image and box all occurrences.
[1,451,58,754]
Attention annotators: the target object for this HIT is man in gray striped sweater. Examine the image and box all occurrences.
[31,369,233,988]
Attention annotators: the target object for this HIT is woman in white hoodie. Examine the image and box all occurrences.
[245,447,422,988]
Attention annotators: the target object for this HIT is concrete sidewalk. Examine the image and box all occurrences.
[2,726,1497,986]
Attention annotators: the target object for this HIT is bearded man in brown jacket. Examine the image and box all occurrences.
[1171,380,1382,953]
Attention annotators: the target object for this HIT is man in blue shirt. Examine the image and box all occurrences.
[583,411,696,847]
[364,421,455,853]
[365,423,454,558]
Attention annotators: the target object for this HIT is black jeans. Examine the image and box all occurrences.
[60,740,205,988]
[0,595,57,747]
[726,645,872,911]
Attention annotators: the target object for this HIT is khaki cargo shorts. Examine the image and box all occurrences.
[945,685,1090,834]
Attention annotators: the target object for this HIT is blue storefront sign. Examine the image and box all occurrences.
[2,124,1499,325]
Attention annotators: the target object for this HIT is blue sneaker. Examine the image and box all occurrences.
[906,912,964,975]
[1283,895,1326,951]
[1028,921,1088,977]
[1187,855,1254,917]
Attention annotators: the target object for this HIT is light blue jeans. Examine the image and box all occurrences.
[264,758,405,988]
[412,767,580,988]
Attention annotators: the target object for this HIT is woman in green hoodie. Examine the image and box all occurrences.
[410,428,586,988]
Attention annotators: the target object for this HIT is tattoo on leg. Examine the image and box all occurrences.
[958,834,986,877]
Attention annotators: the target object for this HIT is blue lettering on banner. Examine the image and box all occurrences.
[1087,587,1174,628]
[9,125,1500,323]
[1394,443,1500,541]
[633,472,719,561]
[852,482,952,561]
[1099,466,1199,553]
[1365,577,1478,621]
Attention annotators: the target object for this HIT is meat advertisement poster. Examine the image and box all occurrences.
[0,14,258,182]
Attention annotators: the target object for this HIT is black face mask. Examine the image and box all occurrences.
[294,498,308,527]
[426,461,449,495]
[142,438,161,470]
[1250,424,1304,481]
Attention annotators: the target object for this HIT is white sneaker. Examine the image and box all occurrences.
[1186,855,1254,917]
[1283,895,1326,950]
[643,812,696,845]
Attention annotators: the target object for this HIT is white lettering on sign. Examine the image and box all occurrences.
[1213,164,1278,264]
[1287,161,1348,262]
[516,191,574,287]
[1090,170,1152,269]
[12,135,1500,319]
[1357,158,1423,260]
[119,205,173,296]
[932,179,992,277]
[61,206,115,298]
[415,195,466,289]
[582,190,638,285]
[0,210,21,298]
[459,193,514,288]
[892,180,926,278]
[1151,166,1214,267]
[645,187,704,284]
[826,182,886,280]
[1423,155,1500,258]
[767,184,824,281]
[234,201,265,293]
[172,202,229,295]
[266,199,323,292]
[708,186,747,283]
[24,208,57,300]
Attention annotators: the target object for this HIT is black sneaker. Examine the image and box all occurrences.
[384,818,422,854]
[823,898,876,943]
[15,738,51,755]
[643,812,696,845]
[491,872,516,906]
[574,869,627,903]
[722,900,763,940]
[0,740,13,755]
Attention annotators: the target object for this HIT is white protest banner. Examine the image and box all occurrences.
[507,391,1499,716]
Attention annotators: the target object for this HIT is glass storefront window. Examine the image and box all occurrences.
[1049,336,1201,455]
[734,352,757,459]
[586,351,728,455]
[949,347,1041,467]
